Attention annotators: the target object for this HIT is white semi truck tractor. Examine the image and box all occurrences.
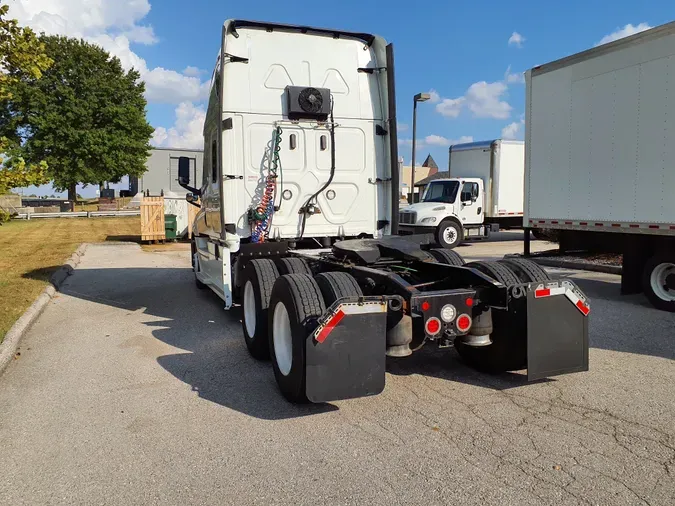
[398,139,525,249]
[178,19,590,404]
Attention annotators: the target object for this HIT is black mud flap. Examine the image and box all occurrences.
[305,297,390,403]
[525,280,590,381]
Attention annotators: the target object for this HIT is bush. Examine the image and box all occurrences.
[0,210,11,224]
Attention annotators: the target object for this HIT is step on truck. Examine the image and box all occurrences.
[524,21,675,312]
[399,139,525,249]
[179,19,590,403]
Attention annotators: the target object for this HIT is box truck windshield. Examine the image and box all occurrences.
[422,181,459,204]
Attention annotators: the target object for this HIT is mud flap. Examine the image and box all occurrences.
[306,297,389,403]
[525,280,590,381]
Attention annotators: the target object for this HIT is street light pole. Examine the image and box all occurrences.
[411,92,430,203]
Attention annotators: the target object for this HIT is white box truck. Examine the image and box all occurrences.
[398,139,524,249]
[524,21,675,311]
[177,19,590,404]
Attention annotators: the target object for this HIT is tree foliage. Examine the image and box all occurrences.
[0,3,52,194]
[2,34,154,199]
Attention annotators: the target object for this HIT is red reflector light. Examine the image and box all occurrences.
[465,297,474,307]
[576,300,590,316]
[425,317,441,336]
[421,301,430,311]
[535,288,550,298]
[456,314,472,332]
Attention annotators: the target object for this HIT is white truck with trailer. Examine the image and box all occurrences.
[524,21,675,312]
[178,19,591,404]
[398,139,525,249]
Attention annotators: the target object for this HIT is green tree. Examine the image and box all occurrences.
[3,35,153,200]
[0,3,52,194]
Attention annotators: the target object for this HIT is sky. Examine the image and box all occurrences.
[7,0,674,197]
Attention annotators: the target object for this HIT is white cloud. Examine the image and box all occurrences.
[398,138,413,147]
[504,65,525,84]
[502,117,525,140]
[436,97,466,118]
[424,135,474,147]
[428,89,440,104]
[397,122,408,132]
[435,80,512,120]
[465,81,512,119]
[151,102,206,150]
[121,25,158,45]
[183,66,203,77]
[508,32,525,48]
[596,23,652,46]
[9,1,208,104]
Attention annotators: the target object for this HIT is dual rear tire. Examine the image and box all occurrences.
[241,257,362,402]
[454,258,550,373]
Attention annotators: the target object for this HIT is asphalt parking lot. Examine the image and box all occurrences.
[0,236,673,505]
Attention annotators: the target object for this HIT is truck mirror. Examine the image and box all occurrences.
[178,156,190,185]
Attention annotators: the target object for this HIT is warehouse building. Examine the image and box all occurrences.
[130,147,204,196]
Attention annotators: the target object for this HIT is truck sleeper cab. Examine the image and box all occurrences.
[180,20,590,404]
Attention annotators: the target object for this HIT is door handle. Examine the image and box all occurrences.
[477,207,482,214]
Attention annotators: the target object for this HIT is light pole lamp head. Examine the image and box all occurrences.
[414,92,431,102]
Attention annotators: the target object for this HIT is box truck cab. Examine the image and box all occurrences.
[399,139,525,248]
[399,177,486,248]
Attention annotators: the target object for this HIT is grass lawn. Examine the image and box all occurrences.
[0,217,140,342]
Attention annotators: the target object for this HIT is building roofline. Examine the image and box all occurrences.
[151,147,204,153]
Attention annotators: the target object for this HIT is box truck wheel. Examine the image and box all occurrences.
[429,248,465,266]
[642,253,675,312]
[241,259,280,360]
[455,261,526,372]
[191,240,207,290]
[276,257,312,276]
[499,258,550,282]
[435,220,462,249]
[315,271,362,305]
[268,274,326,403]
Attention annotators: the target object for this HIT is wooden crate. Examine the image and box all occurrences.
[187,202,199,239]
[141,196,165,242]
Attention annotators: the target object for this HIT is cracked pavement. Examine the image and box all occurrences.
[0,240,673,505]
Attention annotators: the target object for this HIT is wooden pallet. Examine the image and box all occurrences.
[187,201,199,239]
[140,197,165,242]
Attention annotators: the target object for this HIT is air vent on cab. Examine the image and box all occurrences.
[285,86,331,121]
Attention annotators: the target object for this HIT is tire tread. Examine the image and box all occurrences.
[315,272,363,305]
[429,248,465,266]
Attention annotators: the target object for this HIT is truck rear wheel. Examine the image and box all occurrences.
[429,248,465,266]
[499,258,550,282]
[315,272,362,305]
[455,261,526,372]
[268,274,326,403]
[642,253,675,312]
[465,260,520,286]
[435,220,462,250]
[276,257,312,276]
[241,259,279,360]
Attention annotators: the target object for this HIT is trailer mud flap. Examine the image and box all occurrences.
[525,280,590,381]
[306,298,389,403]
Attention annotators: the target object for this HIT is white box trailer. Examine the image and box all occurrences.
[525,21,675,311]
[176,19,590,404]
[448,139,524,223]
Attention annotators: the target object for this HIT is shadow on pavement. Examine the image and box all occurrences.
[24,265,336,420]
[22,260,674,418]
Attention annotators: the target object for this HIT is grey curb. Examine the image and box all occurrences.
[0,243,89,376]
[529,257,622,275]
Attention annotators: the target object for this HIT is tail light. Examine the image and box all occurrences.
[456,314,472,333]
[425,317,442,336]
